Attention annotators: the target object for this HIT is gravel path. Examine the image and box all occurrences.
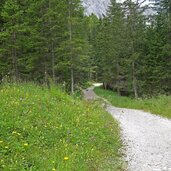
[83,87,98,100]
[84,87,171,171]
[107,106,171,171]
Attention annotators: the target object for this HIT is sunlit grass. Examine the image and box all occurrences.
[94,87,171,119]
[0,84,124,170]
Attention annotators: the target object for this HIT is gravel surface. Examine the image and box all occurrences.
[83,87,98,100]
[107,106,171,171]
[84,87,171,171]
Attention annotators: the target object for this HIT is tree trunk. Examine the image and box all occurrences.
[71,68,74,94]
[49,0,55,83]
[116,62,120,96]
[51,43,55,82]
[44,57,48,84]
[103,82,107,90]
[68,0,74,93]
[12,32,18,81]
[132,61,138,98]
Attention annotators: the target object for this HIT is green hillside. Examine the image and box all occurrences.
[0,84,123,171]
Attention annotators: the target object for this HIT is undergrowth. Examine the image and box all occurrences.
[0,84,124,171]
[94,87,171,119]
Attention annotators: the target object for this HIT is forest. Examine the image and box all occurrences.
[0,1,171,170]
[0,0,170,97]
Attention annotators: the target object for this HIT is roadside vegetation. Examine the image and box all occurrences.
[95,87,171,119]
[0,84,123,171]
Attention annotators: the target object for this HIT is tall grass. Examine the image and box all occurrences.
[0,84,124,171]
[94,87,171,119]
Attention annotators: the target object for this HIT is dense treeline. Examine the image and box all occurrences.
[0,0,92,93]
[0,0,170,97]
[93,0,171,97]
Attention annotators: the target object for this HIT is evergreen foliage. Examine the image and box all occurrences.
[0,0,170,96]
[93,0,171,97]
[0,0,91,92]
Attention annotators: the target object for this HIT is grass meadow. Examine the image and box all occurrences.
[0,84,124,171]
[94,87,171,119]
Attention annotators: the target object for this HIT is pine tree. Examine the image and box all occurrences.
[58,0,91,93]
[122,0,147,97]
[0,0,6,80]
[0,0,30,81]
[107,0,126,95]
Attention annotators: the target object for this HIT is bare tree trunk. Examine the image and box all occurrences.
[116,62,120,96]
[103,82,107,90]
[89,68,92,80]
[44,58,48,84]
[44,60,50,89]
[12,32,18,82]
[132,61,138,98]
[51,43,55,82]
[49,0,56,83]
[68,0,74,94]
[71,68,74,94]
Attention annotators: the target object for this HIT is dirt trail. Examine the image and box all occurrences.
[84,87,171,171]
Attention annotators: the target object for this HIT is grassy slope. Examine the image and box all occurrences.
[94,87,171,119]
[0,84,123,171]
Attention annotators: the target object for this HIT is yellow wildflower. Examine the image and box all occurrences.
[0,141,3,143]
[5,146,9,149]
[52,168,56,171]
[64,156,69,160]
[23,143,28,147]
[12,131,17,134]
